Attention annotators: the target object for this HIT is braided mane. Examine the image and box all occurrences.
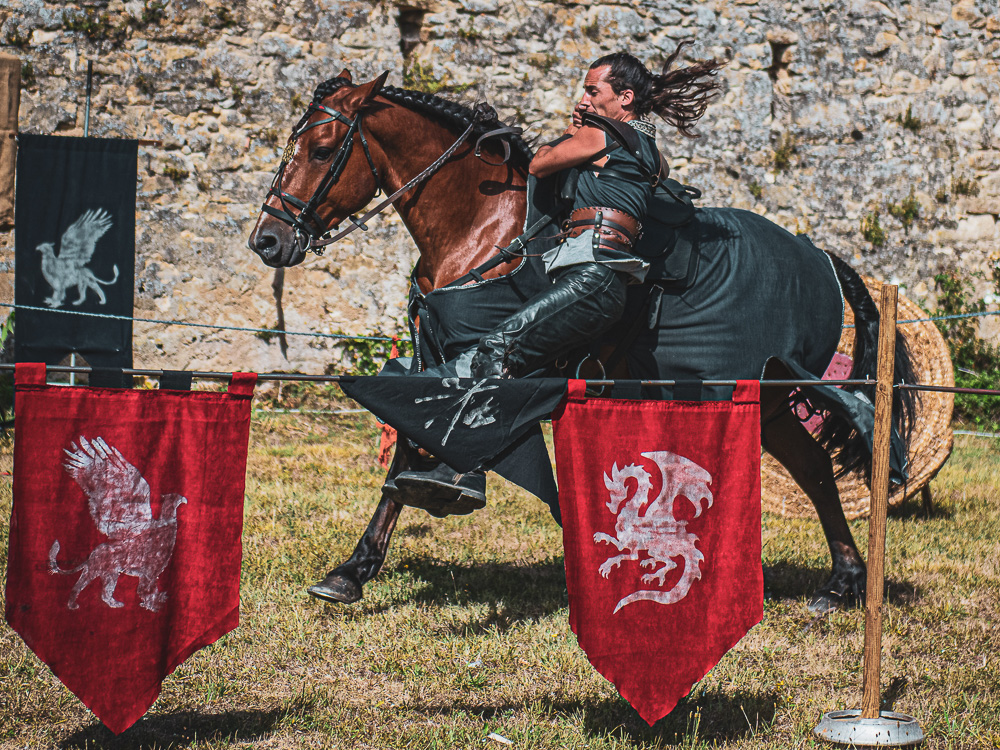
[307,76,534,168]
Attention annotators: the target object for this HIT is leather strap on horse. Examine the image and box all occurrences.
[443,212,556,288]
[308,115,481,250]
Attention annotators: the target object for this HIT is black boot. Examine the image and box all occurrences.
[470,263,628,379]
[382,449,487,517]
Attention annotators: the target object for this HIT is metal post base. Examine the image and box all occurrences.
[815,710,924,747]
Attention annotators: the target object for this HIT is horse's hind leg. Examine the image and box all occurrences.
[760,399,866,613]
[307,444,410,604]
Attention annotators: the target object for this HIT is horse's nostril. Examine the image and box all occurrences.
[254,233,278,251]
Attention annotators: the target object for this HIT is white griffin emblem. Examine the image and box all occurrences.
[36,208,120,308]
[595,450,713,613]
[49,437,187,612]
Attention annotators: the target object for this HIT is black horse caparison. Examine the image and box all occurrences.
[247,70,914,614]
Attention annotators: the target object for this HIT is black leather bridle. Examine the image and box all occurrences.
[261,98,520,256]
[261,100,384,254]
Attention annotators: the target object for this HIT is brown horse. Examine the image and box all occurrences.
[247,71,912,614]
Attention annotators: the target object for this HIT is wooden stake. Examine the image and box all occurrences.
[860,283,898,719]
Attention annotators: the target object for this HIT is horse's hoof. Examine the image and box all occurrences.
[307,571,362,604]
[807,590,844,614]
[807,575,865,613]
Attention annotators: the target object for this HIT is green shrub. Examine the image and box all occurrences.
[896,104,921,132]
[888,192,920,232]
[0,312,14,430]
[138,0,166,26]
[5,26,31,49]
[934,269,1000,430]
[340,335,411,376]
[20,61,35,88]
[860,210,886,247]
[773,133,795,171]
[64,9,127,42]
[953,174,980,197]
[163,164,189,182]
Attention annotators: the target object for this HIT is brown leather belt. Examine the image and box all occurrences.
[563,206,642,255]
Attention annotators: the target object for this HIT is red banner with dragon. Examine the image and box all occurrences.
[5,363,256,733]
[552,380,763,725]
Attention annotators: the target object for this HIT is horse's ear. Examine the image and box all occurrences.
[351,71,389,106]
[338,68,352,82]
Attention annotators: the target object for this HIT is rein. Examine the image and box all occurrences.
[262,98,520,256]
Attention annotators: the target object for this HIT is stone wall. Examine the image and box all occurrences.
[0,0,997,372]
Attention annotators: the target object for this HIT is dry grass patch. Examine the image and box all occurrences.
[1,413,999,748]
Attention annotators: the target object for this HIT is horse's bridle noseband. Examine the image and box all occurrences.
[261,96,521,256]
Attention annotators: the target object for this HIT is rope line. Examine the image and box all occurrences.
[0,302,409,343]
[3,301,999,344]
[843,308,1000,329]
[1,365,998,399]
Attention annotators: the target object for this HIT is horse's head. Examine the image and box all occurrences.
[247,70,389,267]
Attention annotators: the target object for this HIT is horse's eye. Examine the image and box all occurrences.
[311,147,334,161]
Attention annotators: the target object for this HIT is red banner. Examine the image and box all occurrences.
[552,380,763,725]
[377,337,400,469]
[5,363,256,734]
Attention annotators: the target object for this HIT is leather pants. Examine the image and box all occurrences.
[470,262,628,379]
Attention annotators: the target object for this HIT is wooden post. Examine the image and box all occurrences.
[860,283,898,719]
[0,53,20,227]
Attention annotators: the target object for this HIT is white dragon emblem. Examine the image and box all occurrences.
[48,437,187,613]
[36,208,120,308]
[595,450,713,613]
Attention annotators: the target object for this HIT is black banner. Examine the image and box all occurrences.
[340,372,567,474]
[14,135,136,367]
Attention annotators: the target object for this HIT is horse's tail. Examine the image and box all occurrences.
[819,253,917,482]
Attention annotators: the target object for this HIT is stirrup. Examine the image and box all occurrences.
[575,354,606,397]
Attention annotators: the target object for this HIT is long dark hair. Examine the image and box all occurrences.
[591,42,725,137]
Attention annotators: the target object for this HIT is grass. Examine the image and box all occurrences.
[1,404,999,748]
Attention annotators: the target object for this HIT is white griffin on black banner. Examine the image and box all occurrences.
[37,209,120,308]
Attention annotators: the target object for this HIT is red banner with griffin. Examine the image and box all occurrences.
[552,380,763,725]
[4,363,256,734]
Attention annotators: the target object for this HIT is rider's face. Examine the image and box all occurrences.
[576,65,632,120]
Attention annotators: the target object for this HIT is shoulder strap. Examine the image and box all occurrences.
[581,112,640,154]
[580,112,660,186]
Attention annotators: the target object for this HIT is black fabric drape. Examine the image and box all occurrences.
[14,135,137,368]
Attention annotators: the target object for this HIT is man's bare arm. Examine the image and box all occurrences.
[528,124,606,178]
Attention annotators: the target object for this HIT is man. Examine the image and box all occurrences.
[394,46,723,513]
[469,53,664,379]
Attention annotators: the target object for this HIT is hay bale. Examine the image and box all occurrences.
[761,279,954,519]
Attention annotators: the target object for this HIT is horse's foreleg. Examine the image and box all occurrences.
[760,398,866,613]
[307,442,411,604]
[307,493,403,604]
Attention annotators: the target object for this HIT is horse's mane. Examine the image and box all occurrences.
[306,76,535,169]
